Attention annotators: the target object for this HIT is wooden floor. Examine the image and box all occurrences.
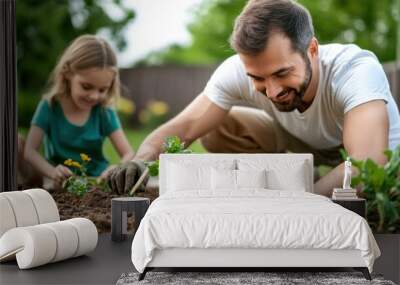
[0,234,134,285]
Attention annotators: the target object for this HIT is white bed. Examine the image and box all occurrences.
[131,154,380,280]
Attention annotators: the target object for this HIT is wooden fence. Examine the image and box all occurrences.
[120,62,400,126]
[383,62,400,107]
[120,65,217,125]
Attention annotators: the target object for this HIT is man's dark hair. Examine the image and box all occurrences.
[230,0,314,56]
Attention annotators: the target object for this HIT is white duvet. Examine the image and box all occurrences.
[131,190,380,273]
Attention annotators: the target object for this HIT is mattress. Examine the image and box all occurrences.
[131,190,380,273]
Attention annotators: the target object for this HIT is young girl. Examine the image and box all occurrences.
[23,35,134,189]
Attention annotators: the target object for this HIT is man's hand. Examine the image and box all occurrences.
[107,160,149,195]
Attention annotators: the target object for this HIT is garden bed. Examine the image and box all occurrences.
[51,182,159,234]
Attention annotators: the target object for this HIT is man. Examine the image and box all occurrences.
[108,0,400,197]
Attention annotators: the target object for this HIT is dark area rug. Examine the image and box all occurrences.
[116,271,395,285]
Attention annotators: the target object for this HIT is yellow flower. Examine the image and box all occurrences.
[116,97,135,115]
[64,159,73,166]
[64,158,81,168]
[148,100,169,116]
[71,161,81,168]
[80,153,91,162]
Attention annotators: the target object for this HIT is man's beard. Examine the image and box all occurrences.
[272,55,312,112]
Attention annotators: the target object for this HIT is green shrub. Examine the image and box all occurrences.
[347,145,400,233]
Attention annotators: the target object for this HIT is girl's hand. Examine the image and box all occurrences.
[52,165,73,186]
[99,165,117,182]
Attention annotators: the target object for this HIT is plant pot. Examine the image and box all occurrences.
[373,233,400,284]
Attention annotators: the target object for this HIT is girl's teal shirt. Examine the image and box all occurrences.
[31,99,121,176]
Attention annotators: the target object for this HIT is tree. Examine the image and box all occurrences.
[142,0,398,66]
[140,0,243,66]
[305,0,397,63]
[17,0,134,127]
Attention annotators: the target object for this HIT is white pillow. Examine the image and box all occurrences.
[166,159,236,192]
[237,169,267,188]
[167,163,211,191]
[267,166,307,191]
[211,169,268,190]
[238,159,308,191]
[211,169,236,190]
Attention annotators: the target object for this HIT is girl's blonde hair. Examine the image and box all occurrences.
[43,34,120,106]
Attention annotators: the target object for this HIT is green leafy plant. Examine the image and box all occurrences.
[343,146,400,233]
[146,136,192,177]
[147,160,160,177]
[63,153,111,197]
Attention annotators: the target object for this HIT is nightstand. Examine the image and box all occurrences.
[332,198,366,218]
[111,197,150,242]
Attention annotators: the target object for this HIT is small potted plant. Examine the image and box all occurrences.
[348,145,400,283]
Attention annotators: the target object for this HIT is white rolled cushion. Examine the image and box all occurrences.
[236,169,267,188]
[0,191,39,227]
[211,168,236,190]
[0,225,57,269]
[0,218,98,269]
[0,196,16,237]
[23,189,60,223]
[66,218,98,257]
[42,221,79,262]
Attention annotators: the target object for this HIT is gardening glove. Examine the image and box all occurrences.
[107,160,149,195]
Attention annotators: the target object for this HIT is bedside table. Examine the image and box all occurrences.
[332,198,366,218]
[111,197,150,242]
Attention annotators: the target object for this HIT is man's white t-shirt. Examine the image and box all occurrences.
[204,44,400,150]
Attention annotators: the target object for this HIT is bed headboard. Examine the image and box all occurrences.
[159,153,314,195]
